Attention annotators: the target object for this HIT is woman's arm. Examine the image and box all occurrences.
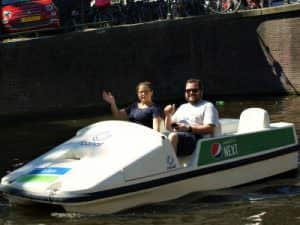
[102,91,128,119]
[152,117,161,132]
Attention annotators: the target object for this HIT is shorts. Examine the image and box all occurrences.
[176,132,202,156]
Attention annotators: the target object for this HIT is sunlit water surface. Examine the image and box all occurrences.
[0,96,300,225]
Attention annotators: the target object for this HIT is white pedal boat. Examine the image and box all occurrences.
[0,108,299,214]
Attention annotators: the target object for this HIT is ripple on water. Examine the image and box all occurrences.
[51,212,85,219]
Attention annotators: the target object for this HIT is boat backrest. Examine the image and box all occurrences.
[216,119,239,136]
[237,108,270,133]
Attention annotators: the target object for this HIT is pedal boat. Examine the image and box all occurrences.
[0,108,299,214]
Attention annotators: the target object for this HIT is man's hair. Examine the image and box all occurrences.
[186,78,203,90]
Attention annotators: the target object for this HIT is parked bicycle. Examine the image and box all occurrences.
[167,0,242,18]
[206,0,242,14]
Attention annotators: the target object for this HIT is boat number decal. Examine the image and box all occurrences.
[166,155,176,169]
[80,131,112,147]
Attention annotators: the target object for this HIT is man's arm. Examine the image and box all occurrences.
[164,104,176,131]
[188,123,215,135]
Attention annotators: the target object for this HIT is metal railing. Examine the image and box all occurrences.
[1,0,298,42]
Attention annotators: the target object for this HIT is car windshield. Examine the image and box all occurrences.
[2,0,31,6]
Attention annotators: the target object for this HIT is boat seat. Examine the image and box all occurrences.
[214,119,239,136]
[237,108,270,133]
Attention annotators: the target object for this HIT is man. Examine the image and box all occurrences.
[164,78,219,156]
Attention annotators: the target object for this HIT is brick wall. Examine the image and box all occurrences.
[1,4,300,117]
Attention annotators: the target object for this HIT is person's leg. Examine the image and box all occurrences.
[168,132,178,153]
[175,132,199,156]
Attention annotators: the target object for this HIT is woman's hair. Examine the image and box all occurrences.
[136,81,153,92]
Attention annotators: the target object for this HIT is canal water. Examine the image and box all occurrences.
[0,96,300,225]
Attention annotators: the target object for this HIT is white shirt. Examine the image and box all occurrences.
[172,100,219,128]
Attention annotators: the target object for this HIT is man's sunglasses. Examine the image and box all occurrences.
[185,89,200,93]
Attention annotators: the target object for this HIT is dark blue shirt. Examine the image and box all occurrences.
[125,102,162,129]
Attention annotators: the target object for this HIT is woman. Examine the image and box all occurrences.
[102,81,162,131]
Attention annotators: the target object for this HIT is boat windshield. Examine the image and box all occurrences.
[2,0,31,6]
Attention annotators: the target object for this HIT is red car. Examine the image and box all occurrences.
[1,0,60,34]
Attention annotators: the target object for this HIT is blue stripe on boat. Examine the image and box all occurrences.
[28,167,70,175]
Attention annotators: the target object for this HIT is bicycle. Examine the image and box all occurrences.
[168,0,242,18]
[205,0,242,14]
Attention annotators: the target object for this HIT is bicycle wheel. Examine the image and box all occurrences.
[208,0,241,14]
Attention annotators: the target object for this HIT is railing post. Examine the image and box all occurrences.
[167,0,173,19]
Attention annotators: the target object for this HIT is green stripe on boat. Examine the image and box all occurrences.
[198,127,295,166]
[16,175,58,183]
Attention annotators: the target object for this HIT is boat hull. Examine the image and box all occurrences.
[1,118,299,214]
[46,151,299,214]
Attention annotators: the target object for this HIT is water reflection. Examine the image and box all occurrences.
[216,95,300,134]
[1,185,300,225]
[0,96,300,225]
